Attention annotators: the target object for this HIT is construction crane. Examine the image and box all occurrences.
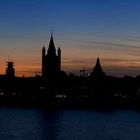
[35,71,41,77]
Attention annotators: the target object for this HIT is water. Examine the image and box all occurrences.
[0,107,140,140]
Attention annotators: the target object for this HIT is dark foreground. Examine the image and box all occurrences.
[0,95,140,111]
[0,75,140,109]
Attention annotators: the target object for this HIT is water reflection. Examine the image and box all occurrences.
[39,111,61,140]
[0,108,140,140]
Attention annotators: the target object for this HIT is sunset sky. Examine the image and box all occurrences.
[0,0,140,77]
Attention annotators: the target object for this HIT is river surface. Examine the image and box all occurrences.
[0,107,140,140]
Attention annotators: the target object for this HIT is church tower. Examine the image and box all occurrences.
[42,34,61,78]
[91,57,105,78]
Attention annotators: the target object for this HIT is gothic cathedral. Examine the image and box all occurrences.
[42,34,61,78]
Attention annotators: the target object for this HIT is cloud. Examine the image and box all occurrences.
[79,39,140,50]
[127,36,140,42]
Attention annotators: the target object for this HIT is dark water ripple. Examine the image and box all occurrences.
[0,107,140,140]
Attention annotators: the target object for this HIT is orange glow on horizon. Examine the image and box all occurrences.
[0,38,140,77]
[0,56,140,77]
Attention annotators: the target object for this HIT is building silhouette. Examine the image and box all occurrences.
[6,61,15,77]
[91,57,105,77]
[42,34,61,78]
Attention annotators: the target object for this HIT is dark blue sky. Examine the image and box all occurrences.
[0,0,140,76]
[1,0,140,39]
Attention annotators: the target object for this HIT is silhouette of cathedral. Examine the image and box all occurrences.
[91,57,105,77]
[6,61,15,77]
[42,34,61,78]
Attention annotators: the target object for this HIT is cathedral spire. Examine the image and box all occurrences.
[91,57,105,77]
[58,46,61,53]
[47,33,56,54]
[95,57,102,70]
[42,46,46,53]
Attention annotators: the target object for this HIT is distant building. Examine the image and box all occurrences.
[6,61,15,77]
[42,34,61,78]
[91,57,105,78]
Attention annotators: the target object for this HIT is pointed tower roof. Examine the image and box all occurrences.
[42,45,46,52]
[94,57,102,70]
[58,46,61,52]
[92,57,105,77]
[47,33,56,54]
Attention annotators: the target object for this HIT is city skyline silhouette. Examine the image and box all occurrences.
[0,0,140,77]
[1,1,140,140]
[0,33,140,78]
